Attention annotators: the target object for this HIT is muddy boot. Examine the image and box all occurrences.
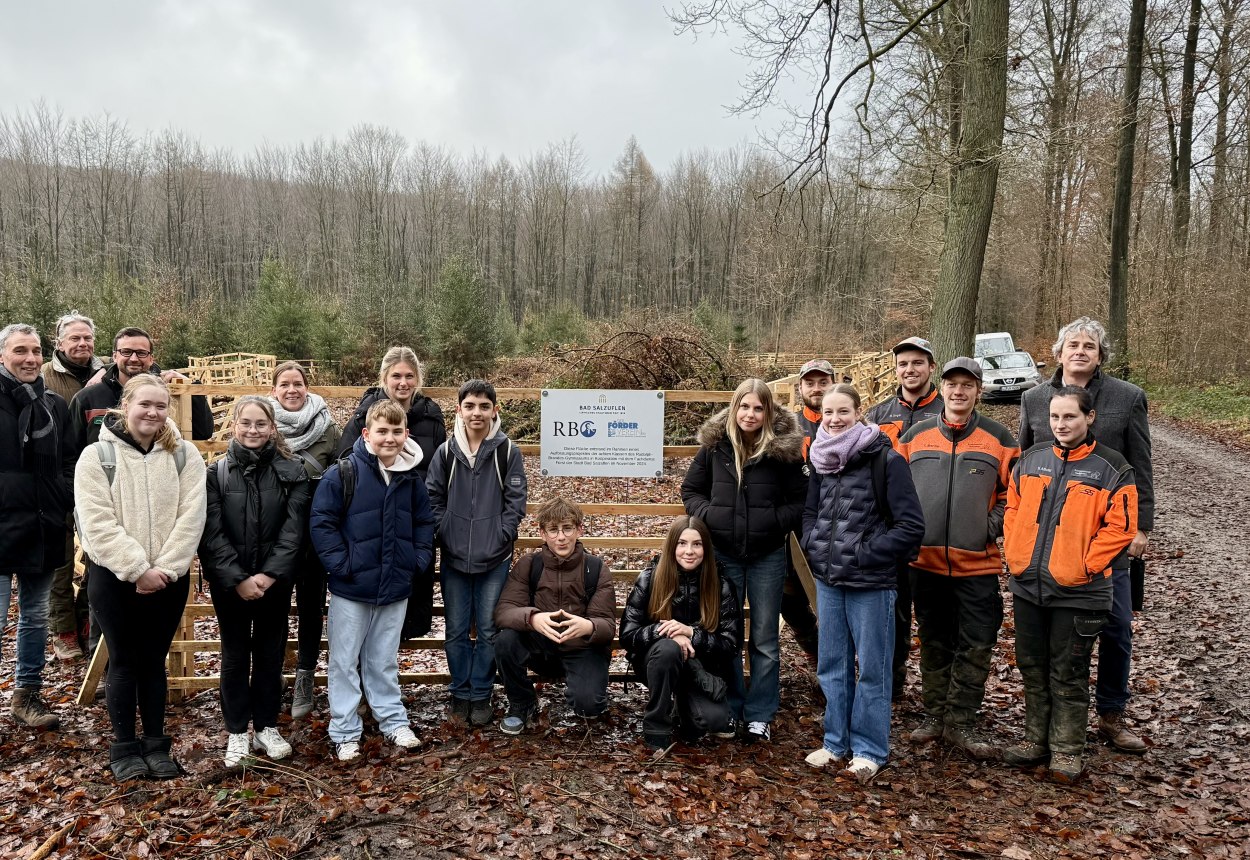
[1005,698,1051,766]
[110,741,151,781]
[1049,752,1084,783]
[291,668,315,719]
[140,735,182,780]
[11,688,60,730]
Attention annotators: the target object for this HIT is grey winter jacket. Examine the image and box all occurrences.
[1018,367,1154,533]
[425,433,527,573]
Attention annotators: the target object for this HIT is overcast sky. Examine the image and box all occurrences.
[0,0,803,175]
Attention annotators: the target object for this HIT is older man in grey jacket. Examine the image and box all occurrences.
[1018,316,1152,754]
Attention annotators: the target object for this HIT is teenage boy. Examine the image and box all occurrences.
[310,400,435,761]
[865,337,944,700]
[899,357,1018,761]
[493,497,616,733]
[426,379,528,727]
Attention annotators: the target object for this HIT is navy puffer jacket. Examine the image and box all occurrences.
[800,431,925,589]
[310,435,435,605]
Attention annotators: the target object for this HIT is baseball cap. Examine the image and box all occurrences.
[941,356,983,382]
[892,336,936,361]
[799,359,835,379]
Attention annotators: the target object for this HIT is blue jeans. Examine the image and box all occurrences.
[0,569,53,690]
[441,559,510,701]
[716,547,786,724]
[326,596,409,743]
[815,581,895,766]
[1095,566,1133,714]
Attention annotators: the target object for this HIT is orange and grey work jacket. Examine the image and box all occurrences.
[1004,437,1137,610]
[899,411,1019,577]
[865,386,944,450]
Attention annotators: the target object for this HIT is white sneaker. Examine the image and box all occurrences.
[842,756,881,783]
[252,726,293,760]
[386,725,422,749]
[224,732,251,767]
[804,747,845,769]
[335,740,361,762]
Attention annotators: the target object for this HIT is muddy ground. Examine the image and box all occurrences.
[2,408,1248,859]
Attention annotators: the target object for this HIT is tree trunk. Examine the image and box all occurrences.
[1108,0,1147,362]
[1172,0,1202,252]
[930,0,1009,363]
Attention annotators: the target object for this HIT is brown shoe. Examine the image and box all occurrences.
[51,632,83,661]
[910,714,945,743]
[11,688,60,730]
[943,724,1000,760]
[1098,712,1147,754]
[1049,752,1084,783]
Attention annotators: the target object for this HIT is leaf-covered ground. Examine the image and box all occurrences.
[3,409,1248,859]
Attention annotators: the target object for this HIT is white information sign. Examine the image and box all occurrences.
[540,389,665,478]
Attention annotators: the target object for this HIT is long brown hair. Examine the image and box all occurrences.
[725,378,777,483]
[648,516,720,631]
[110,374,179,453]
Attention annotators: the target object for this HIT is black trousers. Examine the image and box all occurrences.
[211,578,293,733]
[1013,596,1106,756]
[640,638,731,740]
[911,569,1003,727]
[893,565,913,695]
[294,550,326,672]
[780,565,820,655]
[88,562,189,742]
[494,628,609,716]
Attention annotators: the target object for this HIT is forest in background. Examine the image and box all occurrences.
[1,0,1249,384]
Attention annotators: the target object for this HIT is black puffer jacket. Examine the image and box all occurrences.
[619,560,742,677]
[198,440,313,589]
[337,387,446,476]
[800,432,925,589]
[0,379,75,576]
[680,409,808,560]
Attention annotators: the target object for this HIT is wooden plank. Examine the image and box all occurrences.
[169,383,737,404]
[789,533,817,608]
[76,638,110,706]
[516,536,665,549]
[526,503,685,516]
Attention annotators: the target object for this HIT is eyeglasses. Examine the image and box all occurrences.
[544,525,580,536]
[116,348,152,359]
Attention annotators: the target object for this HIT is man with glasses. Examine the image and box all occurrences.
[69,327,213,450]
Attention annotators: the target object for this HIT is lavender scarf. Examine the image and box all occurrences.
[809,421,880,475]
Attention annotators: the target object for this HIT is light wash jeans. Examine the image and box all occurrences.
[326,596,409,743]
[716,547,787,724]
[815,581,896,766]
[0,569,53,690]
[441,559,510,701]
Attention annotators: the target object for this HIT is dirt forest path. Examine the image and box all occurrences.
[2,415,1250,859]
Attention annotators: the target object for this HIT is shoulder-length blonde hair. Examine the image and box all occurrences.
[648,516,721,631]
[231,395,294,459]
[377,346,424,395]
[726,378,777,481]
[110,374,179,453]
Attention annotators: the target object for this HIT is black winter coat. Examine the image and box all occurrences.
[681,409,808,560]
[337,387,446,477]
[619,560,742,678]
[199,440,313,589]
[800,432,925,589]
[0,380,75,576]
[69,363,215,452]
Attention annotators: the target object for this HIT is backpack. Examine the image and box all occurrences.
[335,457,357,519]
[528,553,604,609]
[215,455,297,504]
[441,437,512,490]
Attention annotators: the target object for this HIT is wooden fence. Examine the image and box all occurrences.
[76,353,893,704]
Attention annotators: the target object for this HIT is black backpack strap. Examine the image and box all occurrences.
[528,553,544,601]
[338,457,356,519]
[871,446,893,526]
[297,449,325,478]
[216,455,229,489]
[528,552,603,611]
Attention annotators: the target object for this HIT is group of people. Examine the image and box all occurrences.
[0,311,1152,787]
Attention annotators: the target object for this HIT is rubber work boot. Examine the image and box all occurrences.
[11,688,60,730]
[1098,712,1147,754]
[140,735,182,780]
[943,724,1000,760]
[110,740,151,781]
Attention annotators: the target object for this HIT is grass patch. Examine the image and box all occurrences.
[1139,378,1250,443]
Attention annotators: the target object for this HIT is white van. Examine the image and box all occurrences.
[974,332,1016,357]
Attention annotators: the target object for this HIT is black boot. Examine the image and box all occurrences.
[110,741,151,781]
[140,735,182,780]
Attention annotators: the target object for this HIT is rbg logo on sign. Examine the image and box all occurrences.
[552,420,596,438]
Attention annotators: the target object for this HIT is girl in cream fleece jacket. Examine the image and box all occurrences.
[73,374,206,782]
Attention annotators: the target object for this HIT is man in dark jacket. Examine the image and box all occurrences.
[865,336,945,700]
[40,311,106,661]
[0,324,77,729]
[900,357,1019,761]
[69,326,214,451]
[1018,316,1153,754]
